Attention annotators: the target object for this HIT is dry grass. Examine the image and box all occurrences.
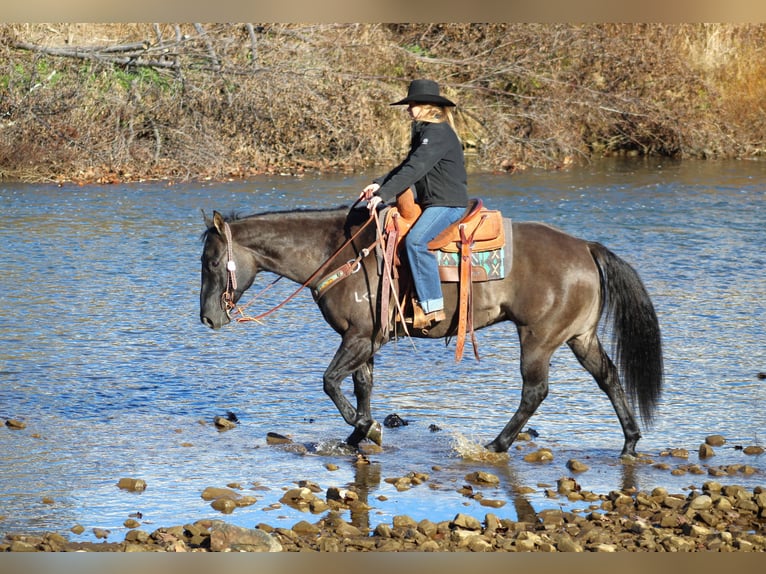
[1,23,765,182]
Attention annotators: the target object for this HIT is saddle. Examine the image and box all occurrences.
[381,189,507,361]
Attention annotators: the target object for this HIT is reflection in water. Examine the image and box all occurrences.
[348,459,382,531]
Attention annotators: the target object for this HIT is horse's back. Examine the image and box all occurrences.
[502,219,602,331]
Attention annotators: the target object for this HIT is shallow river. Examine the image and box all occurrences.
[0,158,764,541]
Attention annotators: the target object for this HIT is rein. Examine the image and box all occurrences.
[221,208,379,324]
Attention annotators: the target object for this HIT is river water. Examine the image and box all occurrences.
[0,158,764,541]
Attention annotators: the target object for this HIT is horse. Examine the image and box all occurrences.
[199,204,664,457]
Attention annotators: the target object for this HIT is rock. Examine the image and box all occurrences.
[9,540,37,552]
[557,477,580,494]
[5,419,27,430]
[451,513,482,531]
[117,478,147,492]
[556,535,583,552]
[213,416,237,430]
[705,435,726,446]
[392,515,418,529]
[292,520,320,536]
[210,498,237,514]
[265,432,292,445]
[523,448,554,462]
[479,498,506,508]
[383,413,408,428]
[743,445,764,455]
[280,487,317,509]
[698,443,715,459]
[566,458,589,472]
[465,471,500,485]
[93,528,110,540]
[70,524,85,535]
[208,522,282,552]
[201,486,239,501]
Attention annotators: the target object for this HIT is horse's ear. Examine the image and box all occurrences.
[212,210,227,236]
[201,209,213,229]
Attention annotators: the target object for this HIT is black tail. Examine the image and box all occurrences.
[589,242,664,427]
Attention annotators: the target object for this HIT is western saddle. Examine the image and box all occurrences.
[381,189,506,361]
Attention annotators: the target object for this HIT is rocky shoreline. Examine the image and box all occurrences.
[3,478,764,552]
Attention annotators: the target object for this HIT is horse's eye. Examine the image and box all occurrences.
[211,259,220,267]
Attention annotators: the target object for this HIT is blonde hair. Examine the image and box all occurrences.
[414,103,459,138]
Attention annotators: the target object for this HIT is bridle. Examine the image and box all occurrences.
[217,209,379,323]
[221,220,238,317]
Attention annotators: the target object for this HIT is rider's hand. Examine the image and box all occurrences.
[360,183,380,201]
[367,195,382,212]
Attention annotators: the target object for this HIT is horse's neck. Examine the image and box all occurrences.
[236,214,343,284]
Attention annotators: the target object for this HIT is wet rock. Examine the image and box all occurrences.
[383,413,408,428]
[465,471,499,485]
[698,443,715,459]
[557,477,580,495]
[117,478,147,492]
[280,487,318,510]
[266,431,292,445]
[201,486,239,501]
[743,445,764,455]
[208,522,281,552]
[5,419,27,430]
[210,498,237,514]
[566,458,590,472]
[705,434,726,446]
[523,448,554,463]
[479,498,506,508]
[213,416,237,430]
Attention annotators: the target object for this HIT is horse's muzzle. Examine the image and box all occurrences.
[200,313,229,330]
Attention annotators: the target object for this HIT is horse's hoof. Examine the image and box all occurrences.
[366,420,383,446]
[484,440,506,453]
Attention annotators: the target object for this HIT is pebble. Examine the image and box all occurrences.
[117,478,147,492]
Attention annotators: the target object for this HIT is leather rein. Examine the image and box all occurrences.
[220,208,380,324]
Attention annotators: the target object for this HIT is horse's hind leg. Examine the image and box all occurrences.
[345,358,382,446]
[567,334,641,457]
[486,329,556,452]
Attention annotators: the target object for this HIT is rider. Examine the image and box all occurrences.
[360,79,469,326]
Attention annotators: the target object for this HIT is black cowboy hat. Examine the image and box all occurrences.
[390,79,456,107]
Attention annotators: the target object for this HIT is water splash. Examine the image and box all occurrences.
[450,432,510,464]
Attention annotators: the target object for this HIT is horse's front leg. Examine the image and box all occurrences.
[322,334,381,446]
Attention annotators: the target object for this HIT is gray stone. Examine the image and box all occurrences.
[208,522,282,552]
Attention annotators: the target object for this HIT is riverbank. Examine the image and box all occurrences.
[2,23,766,184]
[3,478,765,552]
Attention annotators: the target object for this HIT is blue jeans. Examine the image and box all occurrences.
[405,206,465,313]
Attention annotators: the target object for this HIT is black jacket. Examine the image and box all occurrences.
[374,121,468,208]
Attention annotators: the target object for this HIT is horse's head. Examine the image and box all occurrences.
[199,211,256,329]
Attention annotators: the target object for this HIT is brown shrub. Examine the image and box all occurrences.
[1,23,765,182]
